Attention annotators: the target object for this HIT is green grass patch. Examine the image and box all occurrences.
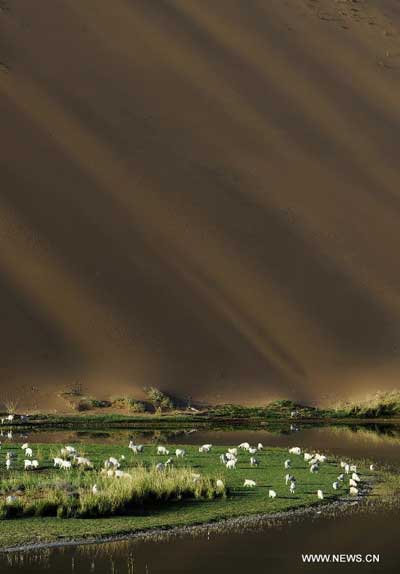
[0,442,385,549]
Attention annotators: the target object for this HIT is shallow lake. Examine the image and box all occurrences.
[1,423,399,573]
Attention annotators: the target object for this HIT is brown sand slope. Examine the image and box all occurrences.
[0,0,400,407]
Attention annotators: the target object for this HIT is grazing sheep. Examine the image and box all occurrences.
[269,489,277,498]
[243,479,256,487]
[248,447,257,455]
[350,486,359,495]
[31,460,39,469]
[130,445,144,454]
[352,472,361,482]
[284,459,291,469]
[216,479,225,489]
[21,443,29,450]
[53,457,63,468]
[289,447,301,455]
[304,453,313,461]
[285,473,294,485]
[340,461,347,468]
[199,444,212,453]
[317,490,324,500]
[228,448,238,455]
[344,464,350,474]
[337,474,344,481]
[165,458,173,467]
[350,465,357,472]
[289,481,296,494]
[310,464,319,473]
[332,481,340,490]
[60,460,72,470]
[7,415,14,422]
[220,454,228,464]
[225,453,236,461]
[250,456,259,467]
[25,447,33,458]
[76,456,92,467]
[369,464,375,471]
[257,443,263,450]
[226,459,236,470]
[157,446,169,455]
[175,449,185,458]
[238,442,250,450]
[24,460,32,470]
[349,478,358,488]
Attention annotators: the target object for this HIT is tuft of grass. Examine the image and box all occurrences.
[0,464,224,520]
[332,391,400,419]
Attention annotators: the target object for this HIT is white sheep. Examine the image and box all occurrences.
[349,478,358,488]
[369,464,375,471]
[344,464,350,474]
[317,490,324,500]
[351,472,360,482]
[304,453,313,461]
[226,459,236,470]
[238,442,250,450]
[199,444,212,453]
[216,479,224,489]
[6,459,11,470]
[61,460,72,470]
[228,448,238,455]
[284,459,291,469]
[332,481,339,490]
[243,479,256,487]
[175,449,185,458]
[310,463,319,473]
[349,486,359,495]
[257,443,263,450]
[21,443,29,450]
[289,447,301,455]
[25,447,33,458]
[248,447,257,455]
[285,473,294,485]
[54,457,63,467]
[269,489,277,498]
[157,446,169,455]
[24,460,32,470]
[289,481,296,493]
[337,474,344,481]
[92,484,98,494]
[31,460,39,469]
[250,457,259,467]
[156,462,165,471]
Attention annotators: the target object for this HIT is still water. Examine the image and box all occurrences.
[1,424,399,573]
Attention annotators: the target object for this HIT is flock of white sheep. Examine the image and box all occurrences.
[0,434,374,503]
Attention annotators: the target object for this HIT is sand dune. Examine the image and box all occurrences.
[0,0,399,407]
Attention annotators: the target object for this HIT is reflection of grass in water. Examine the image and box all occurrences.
[0,443,376,549]
[327,425,400,446]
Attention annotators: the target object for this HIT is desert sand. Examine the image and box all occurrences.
[0,0,400,407]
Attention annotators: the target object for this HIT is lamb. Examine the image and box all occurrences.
[226,459,236,470]
[243,479,256,487]
[269,490,277,498]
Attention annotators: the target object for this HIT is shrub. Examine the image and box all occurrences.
[144,387,174,413]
